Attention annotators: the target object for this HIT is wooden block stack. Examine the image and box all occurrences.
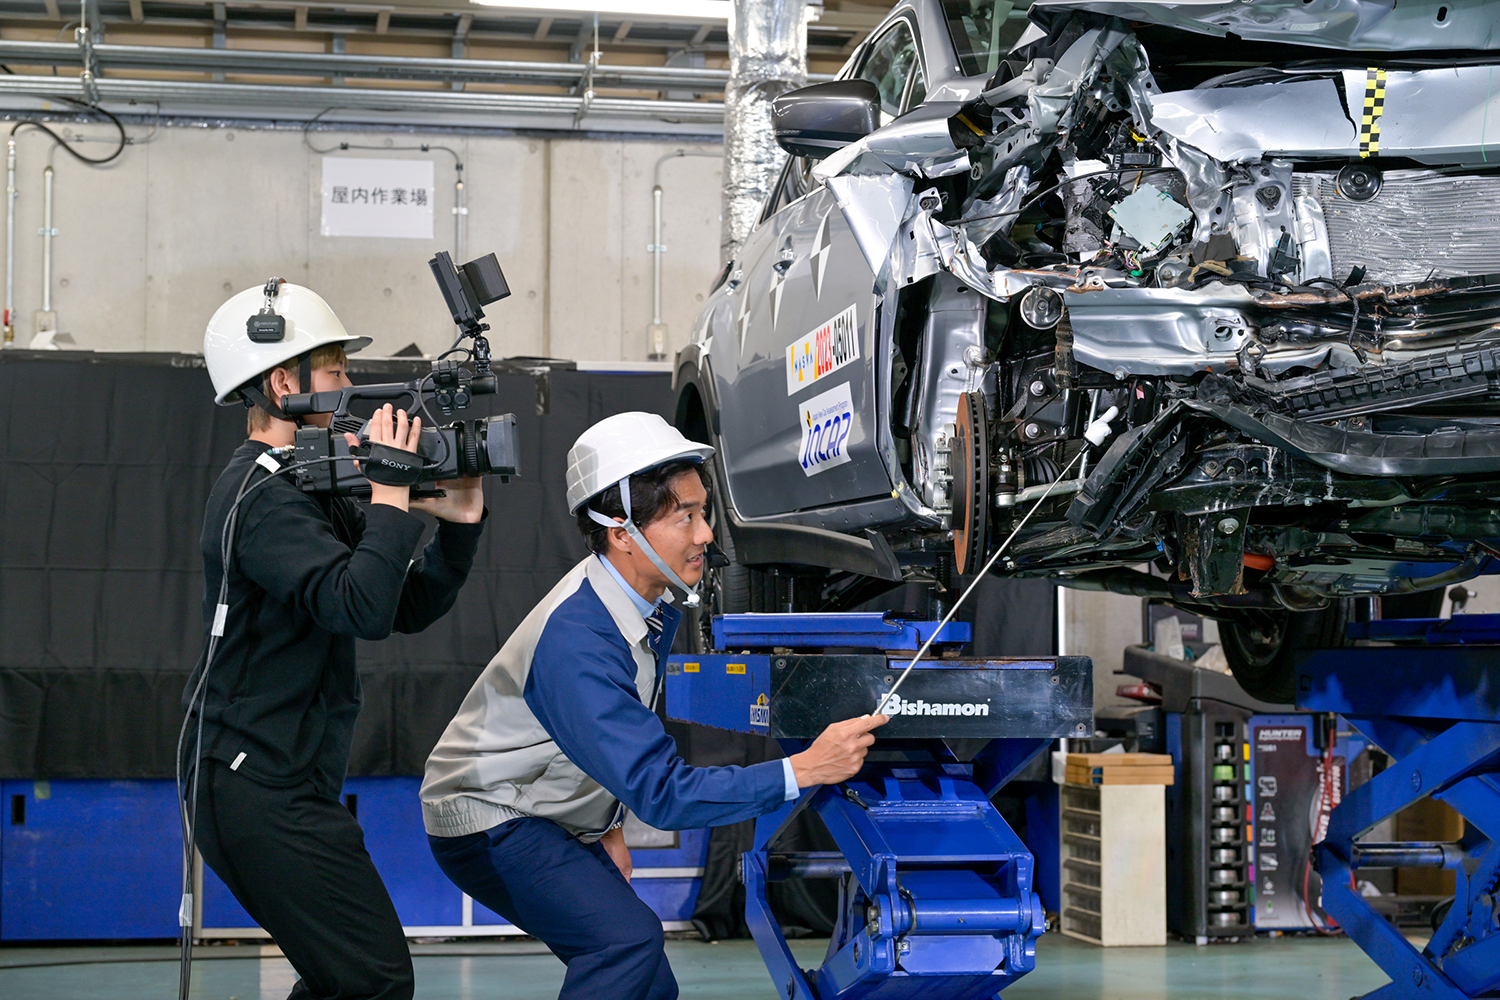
[1065,753,1175,786]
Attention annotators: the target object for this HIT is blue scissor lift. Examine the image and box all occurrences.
[1296,614,1500,1000]
[666,612,1094,1000]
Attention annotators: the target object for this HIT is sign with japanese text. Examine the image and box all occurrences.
[320,157,434,239]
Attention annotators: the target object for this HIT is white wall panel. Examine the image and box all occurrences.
[0,121,721,363]
[145,128,310,353]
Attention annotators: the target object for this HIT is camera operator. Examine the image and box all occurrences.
[186,281,486,1000]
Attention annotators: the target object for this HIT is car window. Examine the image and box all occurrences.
[857,19,920,120]
[941,0,1033,78]
[763,154,817,222]
[903,63,927,113]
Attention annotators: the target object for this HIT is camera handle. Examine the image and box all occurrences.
[282,381,423,418]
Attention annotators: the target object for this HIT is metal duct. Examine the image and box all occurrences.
[721,0,807,263]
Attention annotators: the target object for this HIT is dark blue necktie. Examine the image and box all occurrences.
[645,607,665,656]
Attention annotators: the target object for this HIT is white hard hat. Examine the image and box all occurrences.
[203,281,372,405]
[566,412,714,515]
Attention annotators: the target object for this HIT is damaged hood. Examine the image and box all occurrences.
[1028,0,1500,52]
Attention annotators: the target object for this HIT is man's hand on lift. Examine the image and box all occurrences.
[345,404,420,513]
[788,714,889,788]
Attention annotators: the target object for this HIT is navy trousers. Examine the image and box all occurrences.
[429,817,677,1000]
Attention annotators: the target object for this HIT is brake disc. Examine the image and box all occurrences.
[953,391,989,575]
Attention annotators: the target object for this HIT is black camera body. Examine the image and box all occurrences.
[292,413,517,497]
[280,252,520,499]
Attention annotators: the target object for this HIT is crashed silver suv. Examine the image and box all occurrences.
[674,0,1500,700]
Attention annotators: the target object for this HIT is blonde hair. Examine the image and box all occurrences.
[245,344,348,433]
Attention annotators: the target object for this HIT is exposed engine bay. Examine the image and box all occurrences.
[814,6,1500,620]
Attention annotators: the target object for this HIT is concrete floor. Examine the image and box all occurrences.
[0,933,1394,999]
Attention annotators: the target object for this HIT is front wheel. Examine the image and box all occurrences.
[685,457,751,654]
[1218,591,1444,703]
[1218,602,1358,704]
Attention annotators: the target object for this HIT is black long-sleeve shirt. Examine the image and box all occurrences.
[184,440,484,790]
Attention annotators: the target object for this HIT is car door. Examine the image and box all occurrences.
[716,14,927,520]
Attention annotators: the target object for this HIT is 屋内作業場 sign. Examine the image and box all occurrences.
[320,157,435,239]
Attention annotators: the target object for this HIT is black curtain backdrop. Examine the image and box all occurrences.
[0,351,677,779]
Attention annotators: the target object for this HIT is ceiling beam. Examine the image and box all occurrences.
[43,0,61,20]
[129,0,145,23]
[612,21,631,44]
[376,10,390,33]
[534,16,552,40]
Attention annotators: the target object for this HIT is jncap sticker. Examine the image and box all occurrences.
[798,382,854,477]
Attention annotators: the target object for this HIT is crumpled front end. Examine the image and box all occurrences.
[817,4,1500,605]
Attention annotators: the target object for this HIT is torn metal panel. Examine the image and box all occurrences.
[1065,283,1328,376]
[1292,193,1333,284]
[1151,67,1500,165]
[890,193,949,291]
[824,171,916,275]
[1028,27,1108,135]
[1158,137,1231,237]
[864,101,971,179]
[961,164,1030,247]
[1028,0,1500,53]
[1150,79,1355,163]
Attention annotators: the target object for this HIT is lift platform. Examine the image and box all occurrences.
[1297,614,1500,1000]
[666,612,1093,1000]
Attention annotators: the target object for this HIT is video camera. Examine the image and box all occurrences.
[282,252,520,498]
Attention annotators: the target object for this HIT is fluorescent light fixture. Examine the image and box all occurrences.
[468,0,731,20]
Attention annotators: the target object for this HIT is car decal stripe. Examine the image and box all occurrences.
[1360,68,1387,159]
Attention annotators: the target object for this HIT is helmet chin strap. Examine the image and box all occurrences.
[587,474,702,608]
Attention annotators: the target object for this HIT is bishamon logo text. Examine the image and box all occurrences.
[1258,728,1304,741]
[882,693,990,717]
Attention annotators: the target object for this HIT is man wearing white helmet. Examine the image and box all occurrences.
[187,279,487,1000]
[421,411,886,1000]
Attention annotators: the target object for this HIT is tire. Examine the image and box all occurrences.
[686,455,751,654]
[1219,601,1359,704]
[1219,590,1446,703]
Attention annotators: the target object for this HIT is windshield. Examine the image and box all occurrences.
[942,0,1035,77]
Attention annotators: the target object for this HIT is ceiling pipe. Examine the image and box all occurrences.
[0,74,727,124]
[0,40,834,95]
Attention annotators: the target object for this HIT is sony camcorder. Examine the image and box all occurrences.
[281,251,520,498]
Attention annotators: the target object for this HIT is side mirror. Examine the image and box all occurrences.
[772,80,881,160]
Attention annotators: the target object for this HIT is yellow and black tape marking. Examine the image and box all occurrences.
[1360,68,1387,159]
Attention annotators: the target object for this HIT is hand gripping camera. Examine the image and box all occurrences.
[282,252,520,498]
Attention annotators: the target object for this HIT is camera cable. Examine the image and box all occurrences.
[175,450,347,1000]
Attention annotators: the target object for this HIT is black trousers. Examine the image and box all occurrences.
[193,759,414,1000]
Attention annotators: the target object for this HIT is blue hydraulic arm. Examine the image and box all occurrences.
[1297,618,1500,1000]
